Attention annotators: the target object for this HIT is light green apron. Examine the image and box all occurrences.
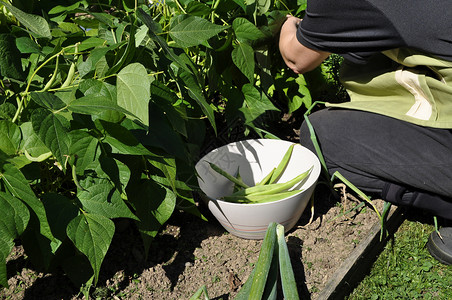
[327,48,452,129]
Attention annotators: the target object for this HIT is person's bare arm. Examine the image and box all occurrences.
[279,16,330,74]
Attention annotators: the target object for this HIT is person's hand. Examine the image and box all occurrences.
[279,16,302,73]
[279,15,330,74]
[281,15,301,37]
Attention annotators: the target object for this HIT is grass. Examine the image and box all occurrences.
[347,218,452,299]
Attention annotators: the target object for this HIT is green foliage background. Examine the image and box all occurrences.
[0,0,341,290]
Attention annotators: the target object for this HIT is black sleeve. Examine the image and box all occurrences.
[297,0,403,63]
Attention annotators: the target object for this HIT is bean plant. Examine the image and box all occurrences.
[0,0,336,291]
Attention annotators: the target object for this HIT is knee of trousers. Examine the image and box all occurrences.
[382,182,452,220]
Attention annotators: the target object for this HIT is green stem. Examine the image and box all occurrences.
[331,171,381,220]
[174,0,186,14]
[303,101,330,184]
[72,163,86,191]
[379,201,392,240]
[149,71,164,76]
[276,0,292,14]
[11,95,23,123]
[13,44,79,123]
[96,73,118,81]
[27,52,62,93]
[48,82,80,92]
[211,0,220,23]
[433,216,443,240]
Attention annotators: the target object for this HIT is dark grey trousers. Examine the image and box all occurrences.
[299,108,452,220]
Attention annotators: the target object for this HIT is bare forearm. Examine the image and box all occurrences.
[279,16,330,74]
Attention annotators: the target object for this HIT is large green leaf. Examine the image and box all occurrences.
[77,179,137,220]
[257,0,271,14]
[79,79,123,122]
[232,18,265,43]
[239,83,279,123]
[148,156,177,192]
[296,0,308,15]
[232,42,255,83]
[169,15,225,48]
[67,95,136,118]
[130,180,176,257]
[150,80,187,137]
[289,75,312,113]
[19,214,56,272]
[77,43,123,78]
[0,1,51,38]
[186,1,212,16]
[106,24,136,76]
[81,78,117,100]
[134,24,148,47]
[69,130,100,175]
[0,120,21,156]
[137,8,192,74]
[117,63,151,126]
[48,1,85,15]
[0,102,16,121]
[146,102,187,159]
[0,191,30,287]
[20,122,50,159]
[31,108,71,169]
[89,11,116,28]
[0,33,25,80]
[41,193,79,242]
[0,240,10,287]
[16,36,42,54]
[179,71,216,134]
[30,92,66,111]
[98,120,157,156]
[77,37,107,52]
[96,155,130,193]
[66,213,115,285]
[0,163,55,243]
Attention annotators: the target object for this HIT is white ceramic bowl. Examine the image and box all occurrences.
[195,139,321,239]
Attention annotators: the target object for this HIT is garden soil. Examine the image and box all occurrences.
[1,113,387,299]
[1,190,386,300]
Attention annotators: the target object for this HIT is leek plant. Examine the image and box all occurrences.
[192,222,300,300]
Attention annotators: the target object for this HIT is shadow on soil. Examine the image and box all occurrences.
[6,206,223,299]
[6,183,349,299]
[96,207,225,297]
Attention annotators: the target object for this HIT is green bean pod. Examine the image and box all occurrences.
[61,62,75,88]
[256,167,276,186]
[208,162,250,189]
[24,150,52,162]
[233,168,245,192]
[269,143,295,184]
[222,189,302,204]
[215,30,233,52]
[41,55,59,92]
[225,166,312,198]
